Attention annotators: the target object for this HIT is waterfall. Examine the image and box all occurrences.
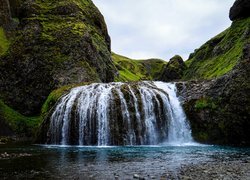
[154,82,193,144]
[46,81,193,146]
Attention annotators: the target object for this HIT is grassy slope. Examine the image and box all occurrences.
[184,17,250,80]
[0,100,41,136]
[112,53,166,82]
[0,27,10,55]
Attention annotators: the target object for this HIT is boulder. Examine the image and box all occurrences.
[160,55,186,82]
[229,0,250,21]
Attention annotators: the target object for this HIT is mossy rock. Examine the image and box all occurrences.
[0,0,117,115]
[160,55,186,82]
[0,27,10,55]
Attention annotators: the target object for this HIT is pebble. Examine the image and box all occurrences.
[133,174,140,179]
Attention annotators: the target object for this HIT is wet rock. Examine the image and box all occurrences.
[133,174,140,179]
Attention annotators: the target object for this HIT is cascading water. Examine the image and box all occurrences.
[45,81,193,146]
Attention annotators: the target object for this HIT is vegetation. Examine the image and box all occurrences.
[41,82,90,115]
[0,27,10,55]
[194,97,217,110]
[112,53,166,82]
[0,100,41,136]
[184,17,250,80]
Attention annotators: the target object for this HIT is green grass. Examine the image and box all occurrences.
[112,53,166,82]
[0,100,41,136]
[184,17,250,80]
[0,27,10,55]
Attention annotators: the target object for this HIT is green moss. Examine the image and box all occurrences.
[194,132,209,142]
[195,98,217,110]
[184,17,250,80]
[0,27,10,55]
[112,52,166,82]
[41,82,91,115]
[0,100,41,136]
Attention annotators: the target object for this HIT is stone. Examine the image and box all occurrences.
[229,0,250,21]
[133,174,140,179]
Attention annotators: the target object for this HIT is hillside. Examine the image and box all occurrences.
[112,53,166,82]
[183,17,250,80]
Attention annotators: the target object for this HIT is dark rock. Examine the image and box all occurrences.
[160,55,186,82]
[0,118,14,137]
[229,0,250,21]
[0,0,12,26]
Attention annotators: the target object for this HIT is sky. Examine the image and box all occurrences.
[92,0,235,61]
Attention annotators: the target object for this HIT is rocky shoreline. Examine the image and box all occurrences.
[178,160,250,180]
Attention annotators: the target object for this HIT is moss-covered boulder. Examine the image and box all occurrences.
[0,0,117,115]
[160,55,186,82]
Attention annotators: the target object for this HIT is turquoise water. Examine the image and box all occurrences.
[0,144,249,179]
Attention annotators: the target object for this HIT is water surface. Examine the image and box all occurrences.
[0,143,249,179]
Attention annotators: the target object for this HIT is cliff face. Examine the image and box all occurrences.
[0,0,117,115]
[179,42,250,146]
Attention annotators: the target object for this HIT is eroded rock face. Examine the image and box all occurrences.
[0,0,117,115]
[160,55,186,82]
[229,0,250,21]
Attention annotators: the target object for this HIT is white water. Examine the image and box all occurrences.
[47,81,193,146]
[153,82,193,145]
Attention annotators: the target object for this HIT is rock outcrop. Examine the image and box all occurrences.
[229,0,250,21]
[0,0,117,115]
[179,43,250,146]
[160,55,186,82]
